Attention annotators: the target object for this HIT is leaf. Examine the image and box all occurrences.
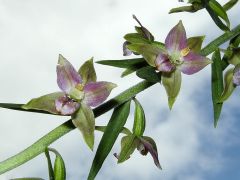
[132,98,146,137]
[187,36,205,53]
[78,57,97,85]
[218,68,236,103]
[48,148,66,180]
[95,126,132,135]
[136,66,161,83]
[206,0,230,31]
[121,68,138,77]
[44,149,54,180]
[96,58,146,68]
[124,33,151,44]
[117,135,139,163]
[22,92,65,115]
[211,49,224,127]
[72,103,95,150]
[87,100,131,180]
[162,70,182,110]
[223,0,238,11]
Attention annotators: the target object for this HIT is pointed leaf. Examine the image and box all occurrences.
[209,0,230,28]
[95,126,132,135]
[187,36,205,53]
[132,98,146,137]
[211,49,224,127]
[218,68,236,102]
[88,100,131,180]
[72,103,95,150]
[223,0,238,11]
[78,57,97,85]
[22,92,65,115]
[136,66,161,83]
[96,58,146,68]
[44,149,54,180]
[162,70,182,109]
[48,148,66,180]
[117,135,139,163]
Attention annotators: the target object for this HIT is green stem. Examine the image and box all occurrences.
[1,23,240,174]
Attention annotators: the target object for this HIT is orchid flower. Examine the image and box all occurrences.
[56,55,117,115]
[155,21,211,75]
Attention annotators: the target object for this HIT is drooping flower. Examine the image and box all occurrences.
[155,21,211,75]
[55,54,117,115]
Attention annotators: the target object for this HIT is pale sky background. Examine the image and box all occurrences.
[0,0,240,180]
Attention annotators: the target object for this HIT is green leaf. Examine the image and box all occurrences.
[136,66,161,83]
[211,49,224,127]
[48,148,66,180]
[124,33,151,44]
[95,126,132,135]
[78,57,97,85]
[127,44,164,66]
[44,149,54,180]
[133,98,146,137]
[88,100,131,180]
[218,68,236,103]
[162,70,182,110]
[187,36,205,53]
[121,68,138,77]
[22,92,64,115]
[206,0,230,31]
[96,58,146,68]
[223,0,238,11]
[72,103,95,150]
[117,135,139,163]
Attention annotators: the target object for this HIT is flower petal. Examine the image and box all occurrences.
[233,64,240,86]
[123,41,132,56]
[57,54,82,93]
[83,81,117,107]
[55,95,80,115]
[180,52,212,75]
[138,136,162,169]
[155,53,175,72]
[165,21,187,54]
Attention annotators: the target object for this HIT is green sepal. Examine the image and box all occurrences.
[72,103,95,151]
[124,33,151,44]
[127,43,164,67]
[22,92,64,115]
[78,57,97,85]
[117,135,139,163]
[87,100,131,180]
[211,49,224,127]
[187,36,205,53]
[218,68,236,103]
[135,26,154,41]
[162,70,182,110]
[136,66,161,83]
[228,48,240,66]
[133,98,146,137]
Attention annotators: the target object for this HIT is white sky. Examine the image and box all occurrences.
[0,0,239,179]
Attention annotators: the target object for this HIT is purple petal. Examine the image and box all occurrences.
[139,138,162,169]
[233,65,240,86]
[123,41,132,56]
[155,53,175,72]
[180,51,212,75]
[83,81,117,107]
[57,54,82,93]
[55,95,80,115]
[165,21,187,54]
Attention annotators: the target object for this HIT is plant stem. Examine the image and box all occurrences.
[1,23,240,175]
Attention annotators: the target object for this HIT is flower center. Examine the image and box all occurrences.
[180,47,190,57]
[69,83,85,101]
[169,47,190,66]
